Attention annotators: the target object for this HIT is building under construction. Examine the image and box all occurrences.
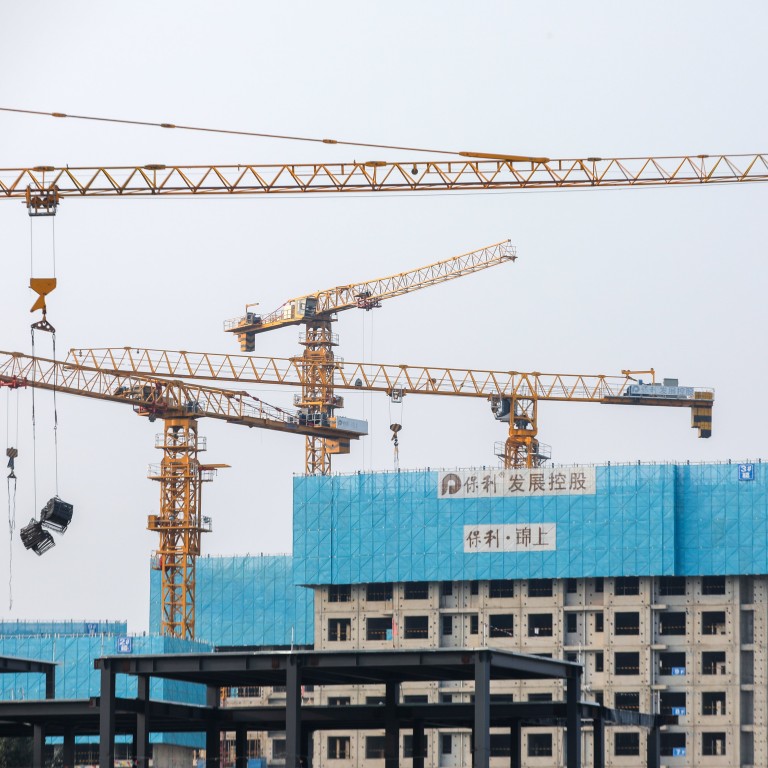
[164,460,766,766]
[1,459,765,767]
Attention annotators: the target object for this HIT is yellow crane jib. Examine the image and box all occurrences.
[223,239,516,352]
[66,347,715,471]
[1,154,767,202]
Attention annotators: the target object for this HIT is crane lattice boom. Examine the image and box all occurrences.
[225,240,515,336]
[67,346,714,474]
[68,346,713,407]
[2,154,767,200]
[0,350,364,440]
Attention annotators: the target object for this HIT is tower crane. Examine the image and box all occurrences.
[224,240,515,475]
[0,350,366,639]
[66,347,714,468]
[2,153,767,212]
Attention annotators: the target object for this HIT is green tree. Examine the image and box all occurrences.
[0,737,33,768]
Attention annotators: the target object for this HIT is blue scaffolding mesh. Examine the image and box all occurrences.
[0,632,208,703]
[293,462,767,584]
[0,629,210,748]
[150,555,314,647]
[0,621,127,637]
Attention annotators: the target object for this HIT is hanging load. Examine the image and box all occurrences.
[40,497,73,533]
[6,447,18,479]
[20,518,55,555]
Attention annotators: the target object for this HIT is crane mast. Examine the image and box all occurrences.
[0,350,366,638]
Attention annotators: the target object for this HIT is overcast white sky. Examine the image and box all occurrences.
[1,2,766,634]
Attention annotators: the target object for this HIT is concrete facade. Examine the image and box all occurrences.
[220,573,765,767]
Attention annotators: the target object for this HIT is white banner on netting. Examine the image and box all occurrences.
[463,524,557,552]
[438,467,595,498]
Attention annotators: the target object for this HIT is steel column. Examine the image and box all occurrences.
[301,726,313,768]
[510,721,521,768]
[45,667,55,699]
[63,729,75,768]
[647,722,660,768]
[593,716,604,768]
[565,670,581,767]
[205,685,220,768]
[286,656,302,768]
[136,675,150,767]
[235,726,247,768]
[33,722,44,768]
[98,666,116,768]
[412,720,425,768]
[384,681,399,768]
[474,651,491,768]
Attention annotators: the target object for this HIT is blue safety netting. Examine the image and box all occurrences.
[0,628,210,748]
[150,555,314,647]
[293,462,767,584]
[0,631,209,703]
[0,621,127,637]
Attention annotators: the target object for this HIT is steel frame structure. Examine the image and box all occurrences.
[0,648,677,768]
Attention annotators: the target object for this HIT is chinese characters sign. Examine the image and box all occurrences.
[464,524,556,552]
[438,467,595,498]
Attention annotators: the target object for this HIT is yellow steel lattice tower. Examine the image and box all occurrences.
[147,418,214,640]
[298,319,342,475]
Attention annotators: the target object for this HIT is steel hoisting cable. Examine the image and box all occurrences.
[30,328,38,518]
[28,217,61,505]
[6,390,19,610]
[51,331,59,497]
[50,218,60,497]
